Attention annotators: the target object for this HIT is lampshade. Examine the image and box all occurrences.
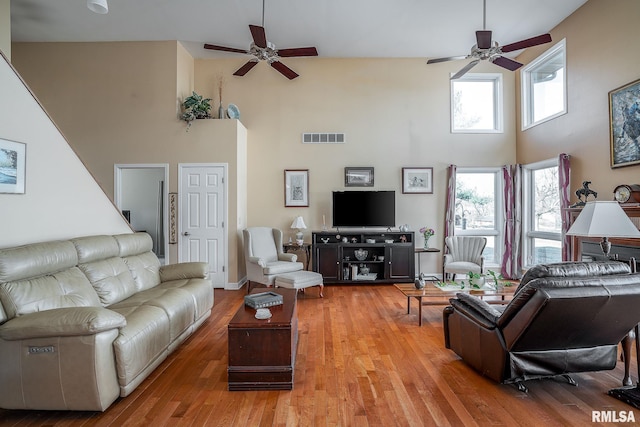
[87,0,108,14]
[290,216,307,230]
[566,201,640,238]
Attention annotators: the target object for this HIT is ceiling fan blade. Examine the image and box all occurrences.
[476,30,492,50]
[203,44,247,54]
[249,24,268,48]
[277,47,318,57]
[450,59,480,80]
[233,60,259,76]
[491,56,523,71]
[270,61,299,80]
[427,55,467,64]
[501,33,552,53]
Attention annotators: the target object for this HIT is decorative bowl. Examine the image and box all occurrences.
[354,249,368,261]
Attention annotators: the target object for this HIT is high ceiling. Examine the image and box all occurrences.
[11,0,587,60]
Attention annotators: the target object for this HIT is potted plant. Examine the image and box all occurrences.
[181,91,212,130]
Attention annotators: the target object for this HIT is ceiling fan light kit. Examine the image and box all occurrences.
[427,0,551,79]
[87,0,108,14]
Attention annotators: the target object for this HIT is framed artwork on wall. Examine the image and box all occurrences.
[345,167,374,187]
[284,169,309,207]
[402,167,433,194]
[609,78,640,168]
[169,192,178,244]
[0,138,26,194]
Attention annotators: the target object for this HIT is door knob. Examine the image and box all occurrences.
[183,232,190,236]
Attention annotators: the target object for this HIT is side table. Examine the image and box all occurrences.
[284,243,311,270]
[415,247,440,280]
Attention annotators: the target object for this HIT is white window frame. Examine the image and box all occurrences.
[522,158,562,268]
[454,167,503,268]
[521,39,567,130]
[450,73,503,134]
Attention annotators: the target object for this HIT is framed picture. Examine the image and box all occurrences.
[610,78,640,168]
[0,138,26,194]
[402,167,433,194]
[284,169,309,207]
[345,167,374,187]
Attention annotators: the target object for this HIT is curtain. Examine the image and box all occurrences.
[444,165,457,251]
[501,164,522,279]
[559,153,571,261]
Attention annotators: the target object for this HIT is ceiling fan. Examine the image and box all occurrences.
[203,0,318,80]
[427,0,552,80]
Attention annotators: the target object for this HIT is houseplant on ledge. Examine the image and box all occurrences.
[181,91,212,130]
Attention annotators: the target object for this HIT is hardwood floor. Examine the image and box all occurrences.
[0,285,637,426]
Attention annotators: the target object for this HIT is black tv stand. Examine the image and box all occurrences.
[312,231,414,284]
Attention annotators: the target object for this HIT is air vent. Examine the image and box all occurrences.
[302,133,345,144]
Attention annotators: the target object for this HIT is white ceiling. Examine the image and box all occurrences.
[10,0,588,60]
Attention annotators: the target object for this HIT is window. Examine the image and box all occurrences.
[454,168,503,266]
[451,73,503,133]
[521,39,567,129]
[522,159,562,267]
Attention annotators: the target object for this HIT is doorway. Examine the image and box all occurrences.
[114,164,169,263]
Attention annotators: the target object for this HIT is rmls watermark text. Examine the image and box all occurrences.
[592,410,636,423]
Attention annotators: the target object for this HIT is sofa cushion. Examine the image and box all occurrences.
[109,304,170,388]
[110,287,195,342]
[157,278,213,320]
[71,235,120,264]
[78,258,137,306]
[115,233,161,291]
[0,240,78,283]
[0,267,101,319]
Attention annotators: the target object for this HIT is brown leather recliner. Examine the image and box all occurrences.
[443,261,640,391]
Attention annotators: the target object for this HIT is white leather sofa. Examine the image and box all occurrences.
[0,233,213,411]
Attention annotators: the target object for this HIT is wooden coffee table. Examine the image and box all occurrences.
[394,282,517,326]
[227,288,298,390]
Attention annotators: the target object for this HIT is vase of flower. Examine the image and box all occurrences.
[419,227,435,250]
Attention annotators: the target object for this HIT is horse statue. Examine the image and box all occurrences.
[570,181,598,208]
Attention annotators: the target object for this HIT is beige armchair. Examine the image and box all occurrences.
[443,236,486,280]
[243,227,304,292]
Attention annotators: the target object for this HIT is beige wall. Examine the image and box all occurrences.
[0,0,9,60]
[194,57,517,273]
[11,43,518,276]
[0,54,131,247]
[516,0,640,203]
[10,41,248,286]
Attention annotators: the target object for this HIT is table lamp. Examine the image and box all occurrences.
[566,201,640,258]
[567,201,640,409]
[291,216,307,245]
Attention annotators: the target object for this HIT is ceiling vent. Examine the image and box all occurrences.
[302,133,345,144]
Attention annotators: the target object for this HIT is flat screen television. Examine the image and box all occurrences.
[332,191,395,228]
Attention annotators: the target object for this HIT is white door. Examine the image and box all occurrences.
[178,164,227,287]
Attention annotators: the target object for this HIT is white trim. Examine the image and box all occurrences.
[451,73,503,134]
[521,158,562,267]
[114,163,169,261]
[178,163,229,287]
[521,39,567,130]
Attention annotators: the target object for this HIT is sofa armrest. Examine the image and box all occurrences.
[279,253,297,262]
[449,293,501,330]
[160,261,208,281]
[0,307,126,341]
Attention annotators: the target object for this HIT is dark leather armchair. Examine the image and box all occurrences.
[443,261,640,391]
